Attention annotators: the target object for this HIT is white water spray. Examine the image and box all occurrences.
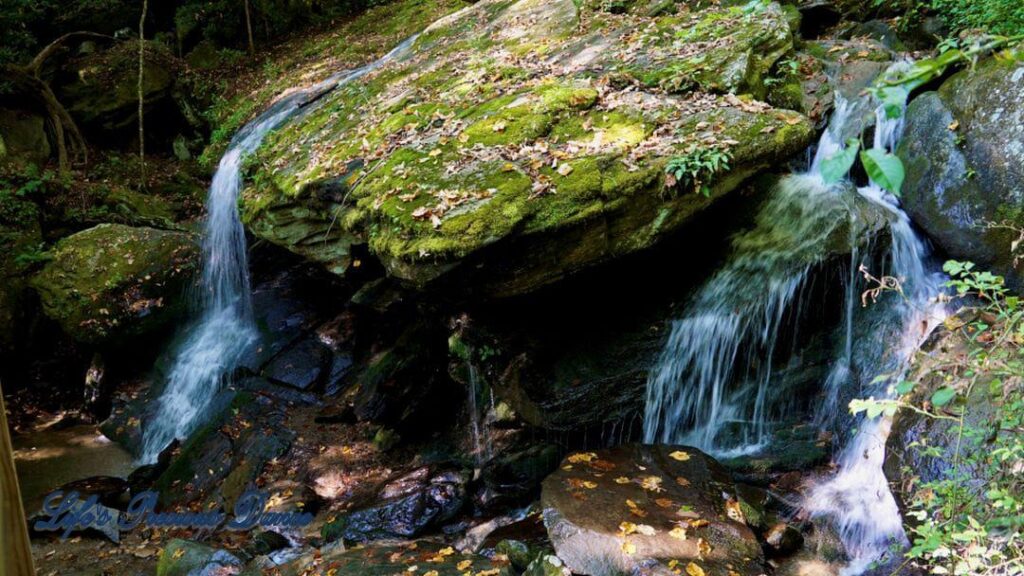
[140,37,419,463]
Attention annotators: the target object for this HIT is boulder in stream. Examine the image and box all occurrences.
[321,464,471,542]
[541,444,764,576]
[900,57,1024,290]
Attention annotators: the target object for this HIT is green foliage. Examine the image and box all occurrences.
[665,147,733,197]
[821,139,861,184]
[875,0,1024,36]
[860,148,906,196]
[855,261,1024,575]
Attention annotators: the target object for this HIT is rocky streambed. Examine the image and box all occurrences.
[3,0,1023,575]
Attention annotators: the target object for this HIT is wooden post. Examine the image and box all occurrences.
[0,385,35,576]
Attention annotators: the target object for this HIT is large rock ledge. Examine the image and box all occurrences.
[241,0,814,297]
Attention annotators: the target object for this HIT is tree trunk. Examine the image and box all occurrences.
[244,0,256,57]
[0,386,35,575]
[138,0,148,184]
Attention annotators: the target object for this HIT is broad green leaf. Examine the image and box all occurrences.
[895,381,915,395]
[820,139,860,184]
[875,85,909,119]
[931,386,956,407]
[861,148,905,196]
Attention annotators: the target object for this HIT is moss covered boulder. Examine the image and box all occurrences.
[0,108,51,166]
[55,41,197,150]
[30,223,198,345]
[242,0,813,296]
[899,57,1024,290]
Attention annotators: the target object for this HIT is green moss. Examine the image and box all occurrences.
[30,224,198,344]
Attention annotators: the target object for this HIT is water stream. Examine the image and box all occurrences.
[644,63,947,573]
[140,37,419,463]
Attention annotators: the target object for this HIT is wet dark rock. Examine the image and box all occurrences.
[721,425,831,485]
[324,353,356,396]
[475,443,561,512]
[240,530,291,560]
[239,272,322,373]
[124,439,177,496]
[900,57,1024,290]
[764,523,804,557]
[885,322,1000,511]
[29,497,121,543]
[351,319,457,431]
[481,511,552,559]
[237,376,319,406]
[321,464,471,543]
[262,337,332,391]
[50,476,130,510]
[152,391,294,508]
[541,444,764,576]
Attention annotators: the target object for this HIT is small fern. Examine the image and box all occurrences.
[665,147,733,198]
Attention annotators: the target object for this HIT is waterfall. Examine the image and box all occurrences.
[642,98,877,454]
[139,36,420,464]
[643,62,947,574]
[466,359,492,467]
[804,79,947,576]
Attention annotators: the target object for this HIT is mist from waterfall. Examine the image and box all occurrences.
[140,36,419,464]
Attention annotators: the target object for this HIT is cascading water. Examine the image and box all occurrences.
[642,94,883,454]
[644,62,947,574]
[140,37,419,464]
[466,359,493,467]
[804,76,947,576]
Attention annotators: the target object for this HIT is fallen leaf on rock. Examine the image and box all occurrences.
[568,452,597,464]
[669,526,688,540]
[668,451,690,461]
[635,524,657,536]
[686,562,705,576]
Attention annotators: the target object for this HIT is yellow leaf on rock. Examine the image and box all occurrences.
[635,524,657,536]
[669,527,688,540]
[615,477,631,484]
[697,538,712,558]
[686,562,705,576]
[568,452,597,463]
[622,541,636,555]
[457,560,472,571]
[668,451,691,461]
